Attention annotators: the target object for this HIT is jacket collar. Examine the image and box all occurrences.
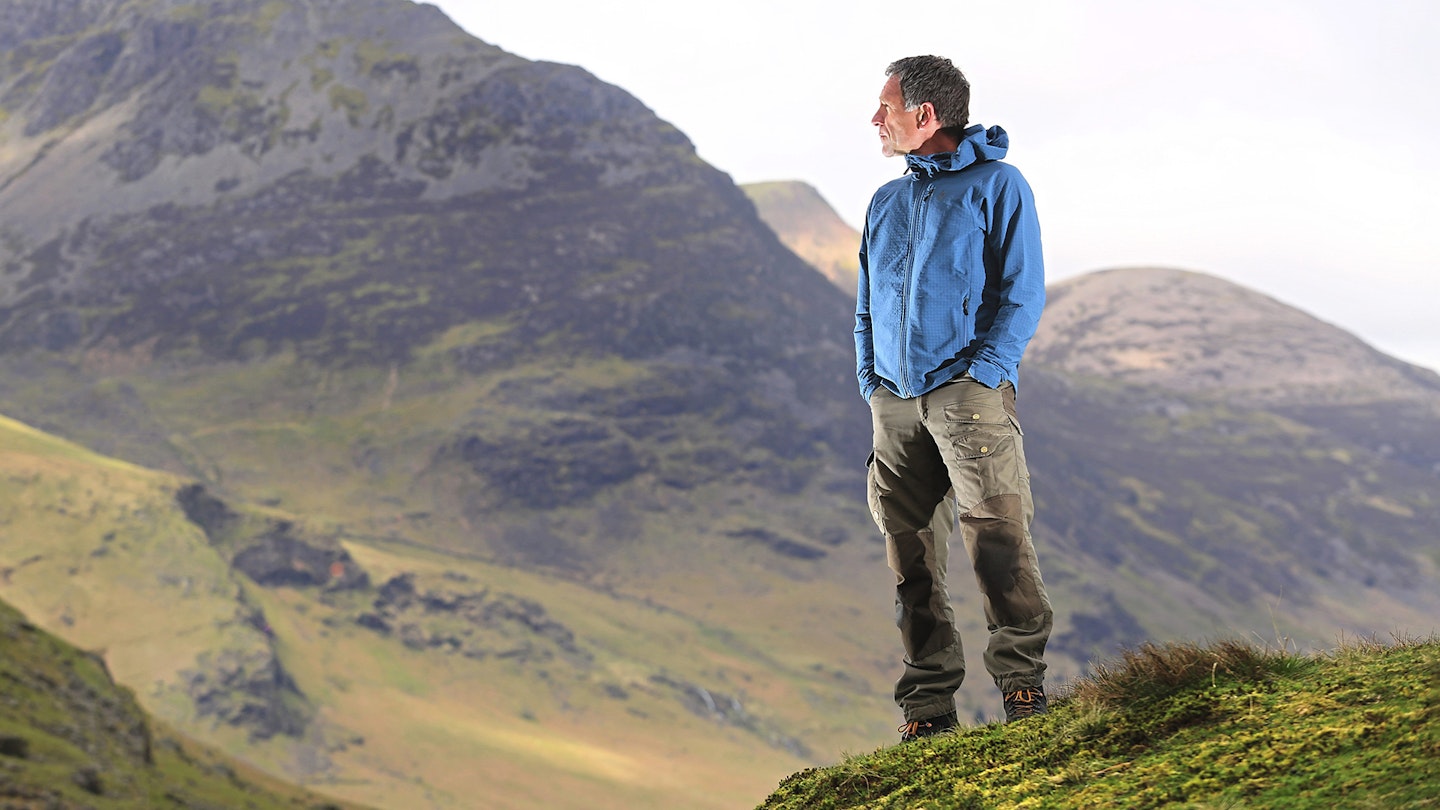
[904,124,1010,177]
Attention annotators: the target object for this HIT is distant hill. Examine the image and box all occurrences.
[1011,268,1440,663]
[743,180,861,293]
[1030,267,1440,406]
[1030,266,1440,495]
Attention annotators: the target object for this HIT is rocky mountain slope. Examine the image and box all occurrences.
[1019,267,1440,660]
[1,0,855,431]
[742,180,861,293]
[0,0,867,588]
[1031,266,1440,483]
[1,1,1438,809]
[0,1,877,806]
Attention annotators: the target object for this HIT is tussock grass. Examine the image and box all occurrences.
[758,636,1440,809]
[1065,638,1309,706]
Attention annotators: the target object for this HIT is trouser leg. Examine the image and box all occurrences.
[868,388,966,721]
[928,378,1052,692]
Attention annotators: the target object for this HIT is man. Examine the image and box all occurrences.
[856,55,1053,742]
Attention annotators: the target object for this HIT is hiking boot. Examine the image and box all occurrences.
[898,711,957,742]
[1003,687,1047,722]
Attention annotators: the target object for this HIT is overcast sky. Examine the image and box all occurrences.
[428,0,1440,374]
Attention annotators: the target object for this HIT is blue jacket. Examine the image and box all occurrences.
[855,124,1045,401]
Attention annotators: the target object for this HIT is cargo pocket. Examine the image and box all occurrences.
[943,413,1021,509]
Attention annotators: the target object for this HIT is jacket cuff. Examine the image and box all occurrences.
[965,359,1006,389]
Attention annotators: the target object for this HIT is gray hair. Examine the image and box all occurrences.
[885,55,970,133]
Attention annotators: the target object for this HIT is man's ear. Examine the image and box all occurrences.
[917,102,936,128]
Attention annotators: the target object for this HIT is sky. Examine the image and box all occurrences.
[428,0,1440,375]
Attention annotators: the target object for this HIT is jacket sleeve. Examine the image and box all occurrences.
[967,168,1045,389]
[855,212,881,402]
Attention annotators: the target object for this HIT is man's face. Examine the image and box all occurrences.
[872,75,927,157]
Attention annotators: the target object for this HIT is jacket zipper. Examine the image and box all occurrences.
[899,181,936,398]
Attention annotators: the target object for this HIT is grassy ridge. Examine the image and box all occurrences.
[758,638,1440,809]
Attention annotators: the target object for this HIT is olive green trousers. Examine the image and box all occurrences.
[867,376,1053,721]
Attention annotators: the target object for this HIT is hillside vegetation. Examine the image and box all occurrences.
[759,637,1440,809]
[0,595,369,809]
[0,411,885,810]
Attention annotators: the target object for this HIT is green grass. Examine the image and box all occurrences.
[758,638,1440,809]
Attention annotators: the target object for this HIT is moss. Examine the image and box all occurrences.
[1115,475,1165,512]
[309,64,334,90]
[0,38,70,119]
[354,39,419,82]
[328,83,368,125]
[314,39,342,60]
[758,639,1440,810]
[255,0,289,33]
[412,319,515,363]
[166,3,207,22]
[195,82,238,114]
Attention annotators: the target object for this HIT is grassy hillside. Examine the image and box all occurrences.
[0,594,370,809]
[0,409,903,809]
[759,637,1440,809]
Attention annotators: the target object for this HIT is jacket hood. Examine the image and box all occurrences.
[904,124,1009,177]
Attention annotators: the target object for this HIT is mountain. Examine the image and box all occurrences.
[1020,267,1440,661]
[2,1,1439,809]
[0,0,866,557]
[1031,266,1440,485]
[0,2,883,806]
[742,180,861,293]
[0,0,854,391]
[0,589,372,809]
[1030,266,1440,407]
